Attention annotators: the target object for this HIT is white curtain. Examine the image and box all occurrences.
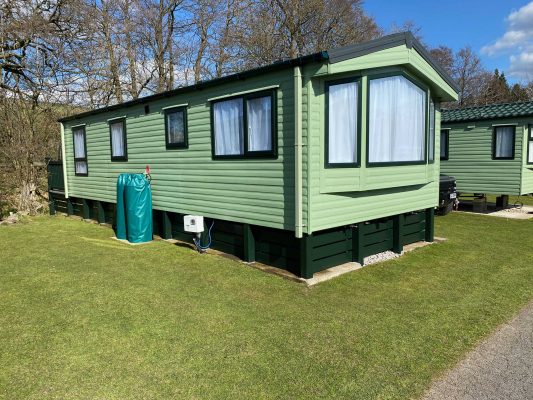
[368,76,426,163]
[73,129,85,158]
[429,100,435,161]
[75,161,87,174]
[167,111,184,143]
[440,130,448,158]
[111,122,125,157]
[495,126,514,158]
[247,96,272,151]
[214,98,244,155]
[529,142,533,163]
[328,82,357,163]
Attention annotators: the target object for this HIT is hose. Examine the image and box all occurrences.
[193,220,214,252]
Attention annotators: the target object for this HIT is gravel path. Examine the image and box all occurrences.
[422,301,533,400]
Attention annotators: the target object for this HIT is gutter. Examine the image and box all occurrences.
[294,66,303,238]
[60,122,69,198]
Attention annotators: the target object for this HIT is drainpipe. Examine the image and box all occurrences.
[60,122,69,198]
[294,66,303,238]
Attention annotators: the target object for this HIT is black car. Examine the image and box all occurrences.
[438,174,457,215]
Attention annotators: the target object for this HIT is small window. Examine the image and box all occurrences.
[429,100,435,163]
[493,126,515,160]
[368,74,427,165]
[326,79,359,167]
[165,107,188,149]
[109,118,127,161]
[211,90,276,159]
[527,125,533,164]
[440,130,449,160]
[72,126,88,176]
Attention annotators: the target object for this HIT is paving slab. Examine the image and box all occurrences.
[422,301,533,400]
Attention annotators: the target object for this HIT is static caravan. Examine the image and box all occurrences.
[441,102,533,203]
[55,32,458,278]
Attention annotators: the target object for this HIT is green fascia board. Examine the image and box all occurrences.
[328,31,459,94]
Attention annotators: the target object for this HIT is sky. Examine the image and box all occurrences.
[363,0,533,83]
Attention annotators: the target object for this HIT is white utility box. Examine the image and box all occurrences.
[184,215,204,233]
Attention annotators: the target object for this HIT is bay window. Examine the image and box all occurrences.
[212,90,276,159]
[326,79,359,166]
[72,126,88,176]
[492,126,515,160]
[368,74,427,165]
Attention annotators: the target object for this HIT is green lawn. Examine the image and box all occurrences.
[1,214,532,399]
[460,193,533,207]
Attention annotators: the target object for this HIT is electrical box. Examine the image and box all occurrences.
[184,215,204,233]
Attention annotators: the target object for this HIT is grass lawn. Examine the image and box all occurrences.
[1,213,532,399]
[460,193,533,207]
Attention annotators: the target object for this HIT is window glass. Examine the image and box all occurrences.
[75,161,88,175]
[247,96,272,152]
[167,110,185,145]
[429,100,435,162]
[368,75,426,163]
[73,127,87,175]
[73,128,85,158]
[494,126,514,159]
[110,121,126,158]
[213,98,244,156]
[328,81,358,164]
[440,130,448,160]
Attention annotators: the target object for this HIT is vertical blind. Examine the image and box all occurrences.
[247,96,272,152]
[167,111,185,144]
[368,76,426,163]
[429,100,435,161]
[494,126,514,158]
[213,98,244,156]
[328,81,358,164]
[111,121,125,157]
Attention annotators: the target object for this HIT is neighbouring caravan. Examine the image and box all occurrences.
[441,101,533,204]
[51,32,458,278]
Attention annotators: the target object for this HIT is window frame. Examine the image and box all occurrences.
[164,106,188,149]
[492,125,516,160]
[428,99,436,164]
[108,117,128,162]
[366,72,429,167]
[440,129,450,161]
[72,125,88,177]
[324,77,362,168]
[526,124,533,165]
[210,89,277,160]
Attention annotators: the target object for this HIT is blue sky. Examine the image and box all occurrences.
[363,0,533,83]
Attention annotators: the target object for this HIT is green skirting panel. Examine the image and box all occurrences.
[50,193,435,278]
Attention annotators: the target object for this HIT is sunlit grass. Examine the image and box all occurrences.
[0,214,532,399]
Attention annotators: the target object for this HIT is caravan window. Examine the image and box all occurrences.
[326,79,359,167]
[368,74,427,165]
[211,90,276,159]
[109,118,128,161]
[165,107,188,149]
[493,126,515,160]
[72,126,88,176]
